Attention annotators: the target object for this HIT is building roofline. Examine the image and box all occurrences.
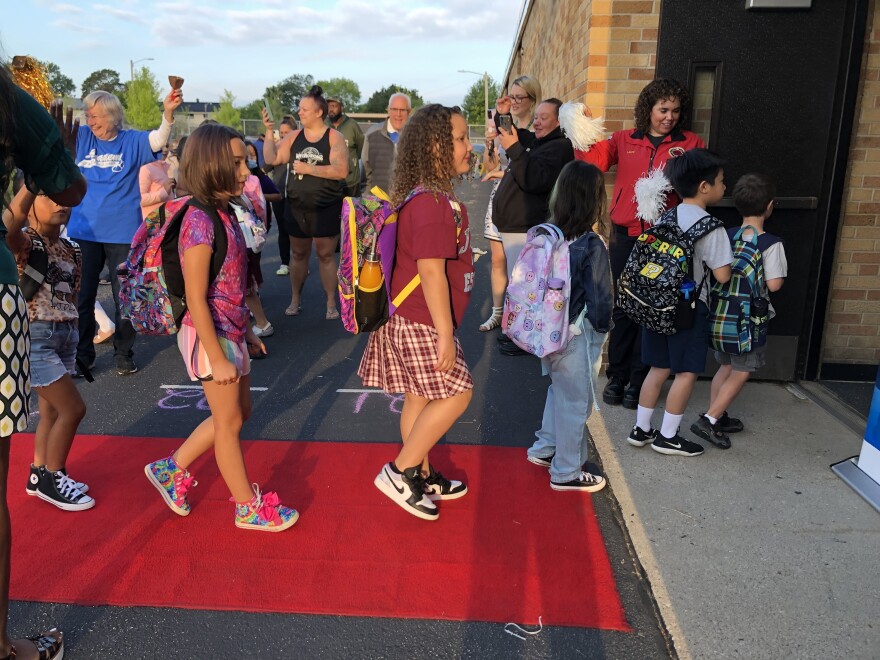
[503,0,534,89]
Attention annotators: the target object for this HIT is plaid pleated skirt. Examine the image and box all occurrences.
[358,314,473,400]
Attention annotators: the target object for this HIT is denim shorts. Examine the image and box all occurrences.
[642,301,710,374]
[30,320,78,387]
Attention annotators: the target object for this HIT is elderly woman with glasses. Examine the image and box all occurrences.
[63,87,182,377]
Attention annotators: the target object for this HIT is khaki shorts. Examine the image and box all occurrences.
[714,345,767,373]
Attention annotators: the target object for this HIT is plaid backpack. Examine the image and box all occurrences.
[338,186,456,334]
[118,196,227,335]
[616,207,722,335]
[709,226,781,355]
[502,223,572,357]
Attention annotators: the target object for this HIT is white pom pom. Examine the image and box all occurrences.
[558,102,606,152]
[633,168,673,224]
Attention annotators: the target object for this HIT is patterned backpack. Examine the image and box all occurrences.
[502,223,572,357]
[616,207,722,335]
[709,226,781,355]
[338,186,449,334]
[118,196,227,335]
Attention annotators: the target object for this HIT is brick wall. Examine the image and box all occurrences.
[822,0,880,367]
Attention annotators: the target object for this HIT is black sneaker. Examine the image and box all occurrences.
[374,463,438,520]
[690,415,731,449]
[36,467,96,511]
[73,360,95,379]
[717,411,744,434]
[602,377,625,405]
[527,453,553,468]
[651,433,704,457]
[26,465,89,496]
[627,425,658,447]
[116,357,138,376]
[622,385,640,410]
[423,465,467,500]
[550,471,606,493]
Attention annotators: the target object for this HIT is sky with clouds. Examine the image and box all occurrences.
[2,0,524,108]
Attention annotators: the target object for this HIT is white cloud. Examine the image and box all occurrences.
[51,18,104,34]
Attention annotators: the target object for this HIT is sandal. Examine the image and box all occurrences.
[3,629,64,660]
[325,308,340,320]
[479,312,502,332]
[284,303,302,316]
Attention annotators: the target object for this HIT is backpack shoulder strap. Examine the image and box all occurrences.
[685,214,723,242]
[170,199,229,285]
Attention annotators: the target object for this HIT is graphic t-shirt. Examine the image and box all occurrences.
[68,126,158,244]
[15,229,80,322]
[178,206,248,341]
[392,192,474,329]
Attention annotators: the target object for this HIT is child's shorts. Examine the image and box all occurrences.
[642,301,710,374]
[29,320,78,387]
[177,324,251,382]
[715,345,766,373]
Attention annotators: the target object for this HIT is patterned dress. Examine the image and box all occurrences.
[0,228,29,437]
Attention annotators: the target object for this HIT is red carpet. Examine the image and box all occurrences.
[9,434,629,630]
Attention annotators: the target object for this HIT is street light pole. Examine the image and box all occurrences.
[458,69,490,124]
[130,57,155,81]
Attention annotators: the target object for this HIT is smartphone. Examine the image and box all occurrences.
[263,98,274,122]
[499,114,513,132]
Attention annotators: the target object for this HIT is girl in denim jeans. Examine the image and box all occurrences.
[527,161,614,492]
[3,179,94,511]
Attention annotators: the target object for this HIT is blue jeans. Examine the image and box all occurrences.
[528,321,606,483]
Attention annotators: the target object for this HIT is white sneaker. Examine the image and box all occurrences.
[253,322,274,338]
[276,265,290,276]
[374,463,438,521]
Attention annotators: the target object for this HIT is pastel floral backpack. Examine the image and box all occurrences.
[502,223,572,357]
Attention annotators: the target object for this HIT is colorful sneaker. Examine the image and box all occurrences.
[550,471,606,493]
[144,456,197,516]
[423,464,467,500]
[233,484,299,532]
[35,468,95,511]
[527,453,554,468]
[374,463,438,521]
[627,425,658,447]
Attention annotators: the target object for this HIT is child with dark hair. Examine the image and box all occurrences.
[526,161,613,491]
[627,148,733,457]
[691,173,787,447]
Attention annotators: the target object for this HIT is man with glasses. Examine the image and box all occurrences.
[363,92,411,192]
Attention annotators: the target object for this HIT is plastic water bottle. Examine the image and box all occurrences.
[358,238,383,293]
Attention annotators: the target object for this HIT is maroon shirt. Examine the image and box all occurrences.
[391,192,474,329]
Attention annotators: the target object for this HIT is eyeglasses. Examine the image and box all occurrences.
[389,107,411,114]
[84,112,108,121]
[509,95,533,103]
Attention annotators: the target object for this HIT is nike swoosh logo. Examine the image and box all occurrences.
[386,467,405,494]
[668,442,682,449]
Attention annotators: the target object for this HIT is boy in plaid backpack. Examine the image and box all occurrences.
[691,174,787,448]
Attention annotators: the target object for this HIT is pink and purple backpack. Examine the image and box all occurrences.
[502,223,572,357]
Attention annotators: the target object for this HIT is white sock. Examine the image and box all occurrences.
[661,413,684,439]
[704,413,718,425]
[636,405,654,432]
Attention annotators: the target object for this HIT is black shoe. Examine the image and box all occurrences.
[622,385,640,410]
[717,411,744,434]
[602,377,625,406]
[527,453,553,468]
[73,360,95,379]
[116,357,138,375]
[497,334,514,345]
[627,425,658,447]
[550,471,606,493]
[499,342,529,356]
[35,467,95,511]
[690,415,731,449]
[423,464,467,500]
[651,433,704,457]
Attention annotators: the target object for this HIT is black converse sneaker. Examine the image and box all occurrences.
[423,464,467,500]
[550,471,606,493]
[627,426,658,447]
[26,465,89,496]
[374,463,438,521]
[527,453,554,468]
[36,467,96,511]
[651,432,704,457]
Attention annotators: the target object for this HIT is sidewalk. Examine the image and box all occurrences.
[590,379,880,659]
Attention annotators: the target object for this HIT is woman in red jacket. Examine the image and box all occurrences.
[576,79,704,409]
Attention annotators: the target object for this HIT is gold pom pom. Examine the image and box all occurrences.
[10,55,55,110]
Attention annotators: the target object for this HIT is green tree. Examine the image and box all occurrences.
[461,75,500,124]
[316,77,361,111]
[81,68,125,98]
[216,89,241,130]
[124,67,162,130]
[40,60,75,98]
[264,73,314,115]
[239,98,264,121]
[360,85,424,113]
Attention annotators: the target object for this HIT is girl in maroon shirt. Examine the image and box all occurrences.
[358,105,474,521]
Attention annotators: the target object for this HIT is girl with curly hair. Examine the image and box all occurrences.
[358,104,474,521]
[575,78,705,412]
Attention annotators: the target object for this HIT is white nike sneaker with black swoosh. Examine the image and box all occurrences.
[651,433,704,457]
[374,463,438,520]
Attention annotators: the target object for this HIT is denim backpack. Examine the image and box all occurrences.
[502,223,571,357]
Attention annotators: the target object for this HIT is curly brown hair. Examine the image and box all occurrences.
[633,78,692,134]
[389,104,461,206]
